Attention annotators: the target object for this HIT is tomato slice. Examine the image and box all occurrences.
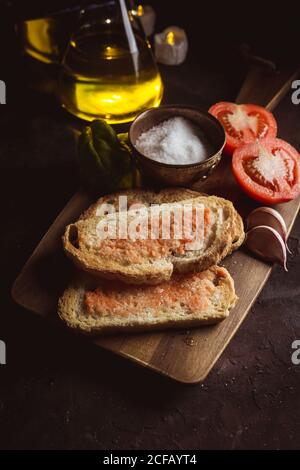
[209,102,277,155]
[232,138,300,204]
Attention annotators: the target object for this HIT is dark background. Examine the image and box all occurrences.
[0,0,300,450]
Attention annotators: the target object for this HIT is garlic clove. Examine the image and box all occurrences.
[246,207,291,254]
[245,225,288,271]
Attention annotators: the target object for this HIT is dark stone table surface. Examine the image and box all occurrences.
[0,34,300,449]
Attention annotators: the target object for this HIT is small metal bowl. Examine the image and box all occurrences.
[129,105,225,187]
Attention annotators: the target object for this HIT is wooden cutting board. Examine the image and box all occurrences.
[12,65,300,383]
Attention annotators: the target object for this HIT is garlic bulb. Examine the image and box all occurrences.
[246,207,291,254]
[245,225,288,271]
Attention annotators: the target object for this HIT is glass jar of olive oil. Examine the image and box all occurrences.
[59,1,163,123]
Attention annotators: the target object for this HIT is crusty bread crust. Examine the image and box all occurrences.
[58,266,237,335]
[63,189,244,285]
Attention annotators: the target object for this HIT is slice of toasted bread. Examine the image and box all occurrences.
[80,188,245,253]
[63,189,244,285]
[58,266,237,335]
[79,188,202,220]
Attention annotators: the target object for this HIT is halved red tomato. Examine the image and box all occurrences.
[209,102,277,155]
[232,138,300,204]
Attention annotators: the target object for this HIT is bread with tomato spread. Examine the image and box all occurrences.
[63,189,244,285]
[58,266,237,334]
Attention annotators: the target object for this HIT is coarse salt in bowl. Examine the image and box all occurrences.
[135,116,214,165]
[129,105,226,186]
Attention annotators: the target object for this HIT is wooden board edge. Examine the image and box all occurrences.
[11,191,89,305]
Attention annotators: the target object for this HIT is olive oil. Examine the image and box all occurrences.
[59,24,163,123]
